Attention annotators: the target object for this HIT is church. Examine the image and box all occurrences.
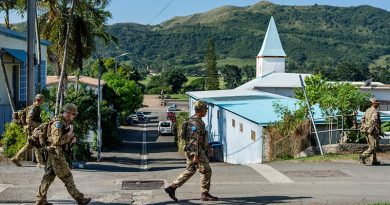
[186,16,390,164]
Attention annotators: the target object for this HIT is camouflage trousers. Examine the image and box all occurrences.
[362,134,379,162]
[173,150,212,193]
[13,142,44,164]
[36,147,84,203]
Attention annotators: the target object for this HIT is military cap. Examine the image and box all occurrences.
[194,100,208,111]
[369,97,379,104]
[62,103,78,115]
[35,94,45,100]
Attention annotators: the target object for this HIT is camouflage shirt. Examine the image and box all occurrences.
[363,107,381,134]
[26,103,42,130]
[48,116,73,147]
[187,115,209,156]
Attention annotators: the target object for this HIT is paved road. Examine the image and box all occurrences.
[1,108,390,204]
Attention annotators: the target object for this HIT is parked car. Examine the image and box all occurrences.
[158,120,173,135]
[126,114,138,124]
[136,111,144,121]
[166,104,178,112]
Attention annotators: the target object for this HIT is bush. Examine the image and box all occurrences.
[1,123,27,158]
[175,112,189,152]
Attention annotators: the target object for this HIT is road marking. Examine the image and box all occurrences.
[247,164,294,184]
[340,169,359,177]
[0,184,13,193]
[140,123,148,171]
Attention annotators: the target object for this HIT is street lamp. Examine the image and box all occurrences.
[113,52,129,73]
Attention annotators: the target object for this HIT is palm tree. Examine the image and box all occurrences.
[37,0,115,114]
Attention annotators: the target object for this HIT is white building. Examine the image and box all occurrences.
[187,90,302,164]
[0,26,49,134]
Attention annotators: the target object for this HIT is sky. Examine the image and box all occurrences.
[1,0,389,26]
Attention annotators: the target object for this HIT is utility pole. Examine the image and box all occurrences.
[97,59,103,161]
[299,75,323,155]
[27,0,36,105]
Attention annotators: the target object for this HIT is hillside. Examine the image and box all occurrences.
[13,1,390,74]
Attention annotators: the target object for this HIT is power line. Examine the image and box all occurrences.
[148,0,174,25]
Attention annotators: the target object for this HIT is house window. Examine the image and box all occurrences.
[239,123,243,133]
[251,130,256,141]
[232,119,235,127]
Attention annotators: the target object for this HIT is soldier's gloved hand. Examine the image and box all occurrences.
[193,155,199,165]
[71,137,77,144]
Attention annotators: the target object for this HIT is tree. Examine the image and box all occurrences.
[102,71,143,116]
[294,74,371,116]
[163,69,188,93]
[204,39,219,90]
[184,77,205,92]
[242,65,256,82]
[220,65,242,89]
[369,65,390,84]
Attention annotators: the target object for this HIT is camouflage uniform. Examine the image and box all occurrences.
[173,115,212,193]
[165,101,217,202]
[361,106,381,163]
[36,103,90,205]
[12,99,44,165]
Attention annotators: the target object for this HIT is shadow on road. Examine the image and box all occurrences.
[148,195,312,204]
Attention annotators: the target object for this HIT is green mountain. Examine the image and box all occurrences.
[97,1,390,73]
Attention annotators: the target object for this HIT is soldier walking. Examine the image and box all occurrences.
[164,101,218,201]
[35,103,91,205]
[11,94,45,168]
[359,98,381,165]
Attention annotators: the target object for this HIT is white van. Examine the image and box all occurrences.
[158,121,173,135]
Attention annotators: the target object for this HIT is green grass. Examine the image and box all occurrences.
[369,203,390,205]
[182,58,254,70]
[277,153,358,163]
[169,94,189,101]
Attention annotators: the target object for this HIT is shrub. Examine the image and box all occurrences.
[1,123,27,158]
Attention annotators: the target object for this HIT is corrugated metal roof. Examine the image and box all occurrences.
[2,48,26,63]
[257,16,286,57]
[236,73,312,90]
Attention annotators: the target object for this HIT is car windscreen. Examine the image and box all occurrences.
[160,122,171,127]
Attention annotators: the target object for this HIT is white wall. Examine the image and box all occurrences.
[0,34,48,106]
[256,57,285,78]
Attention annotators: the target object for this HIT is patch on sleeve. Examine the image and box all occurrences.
[29,110,34,115]
[191,126,197,132]
[55,121,62,128]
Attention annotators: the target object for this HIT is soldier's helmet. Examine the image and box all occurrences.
[369,97,379,104]
[62,103,78,115]
[194,100,208,111]
[35,94,45,100]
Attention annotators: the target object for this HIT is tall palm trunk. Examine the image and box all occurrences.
[0,50,16,113]
[55,0,75,116]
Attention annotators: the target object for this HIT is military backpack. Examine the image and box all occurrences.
[28,121,54,148]
[13,107,29,126]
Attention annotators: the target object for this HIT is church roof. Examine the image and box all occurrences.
[257,16,286,57]
[236,73,311,90]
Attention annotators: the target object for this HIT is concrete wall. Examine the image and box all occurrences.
[255,87,295,98]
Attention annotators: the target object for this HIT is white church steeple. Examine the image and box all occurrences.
[256,16,286,78]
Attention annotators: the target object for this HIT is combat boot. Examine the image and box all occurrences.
[358,154,366,164]
[371,161,381,166]
[201,192,219,201]
[35,201,53,205]
[164,185,178,201]
[11,158,21,167]
[77,197,91,205]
